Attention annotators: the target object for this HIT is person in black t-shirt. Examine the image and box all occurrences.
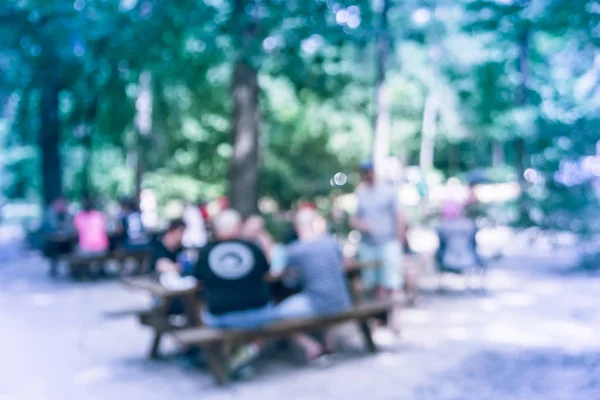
[194,209,274,329]
[150,219,186,274]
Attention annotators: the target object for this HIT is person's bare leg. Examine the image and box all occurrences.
[404,261,419,306]
[376,287,402,334]
[387,289,403,335]
[290,333,324,360]
[323,329,337,353]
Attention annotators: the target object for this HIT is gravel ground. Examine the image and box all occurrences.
[0,242,599,400]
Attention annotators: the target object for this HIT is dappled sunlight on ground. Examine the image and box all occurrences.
[1,249,599,399]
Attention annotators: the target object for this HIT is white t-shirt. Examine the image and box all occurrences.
[182,205,207,248]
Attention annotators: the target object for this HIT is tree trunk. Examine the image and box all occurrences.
[419,94,438,171]
[134,71,153,205]
[39,78,62,206]
[448,143,460,174]
[229,0,260,218]
[372,0,392,182]
[81,97,98,196]
[229,61,260,218]
[81,127,92,197]
[516,23,530,222]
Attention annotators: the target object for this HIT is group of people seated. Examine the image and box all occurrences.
[151,208,353,373]
[40,195,150,275]
[41,196,149,257]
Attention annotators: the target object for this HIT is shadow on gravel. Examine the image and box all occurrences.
[413,348,600,400]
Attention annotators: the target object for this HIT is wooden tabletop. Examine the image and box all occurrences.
[121,276,199,297]
[122,259,381,297]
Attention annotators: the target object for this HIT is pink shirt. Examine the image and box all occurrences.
[441,199,464,220]
[74,210,109,252]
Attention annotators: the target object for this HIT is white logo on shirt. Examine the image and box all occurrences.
[208,242,255,280]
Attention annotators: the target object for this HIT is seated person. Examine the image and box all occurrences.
[41,196,75,260]
[73,196,109,255]
[436,215,481,273]
[277,209,353,360]
[194,209,273,329]
[118,198,150,249]
[150,218,187,274]
[241,214,275,260]
[150,219,195,315]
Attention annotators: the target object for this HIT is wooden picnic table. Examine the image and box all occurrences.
[122,275,202,358]
[44,228,167,245]
[121,259,381,359]
[122,259,380,297]
[45,230,120,243]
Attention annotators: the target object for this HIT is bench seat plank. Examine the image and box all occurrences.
[67,249,149,264]
[172,299,397,347]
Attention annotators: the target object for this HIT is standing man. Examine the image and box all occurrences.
[351,161,405,331]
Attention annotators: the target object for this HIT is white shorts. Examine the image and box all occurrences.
[359,241,403,290]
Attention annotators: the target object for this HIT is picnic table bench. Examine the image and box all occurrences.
[44,229,164,278]
[120,260,396,384]
[66,247,151,278]
[175,298,397,385]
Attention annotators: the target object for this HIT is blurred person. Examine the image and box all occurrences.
[281,221,299,244]
[351,161,405,333]
[313,214,329,235]
[241,214,275,260]
[351,161,405,304]
[140,189,158,230]
[193,209,274,375]
[194,209,273,328]
[42,196,73,238]
[437,181,483,277]
[464,182,482,220]
[199,201,210,222]
[150,218,187,274]
[182,201,207,249]
[117,198,149,249]
[278,208,353,360]
[217,196,229,212]
[441,178,466,220]
[41,196,74,275]
[435,208,482,285]
[149,219,198,338]
[73,196,109,255]
[267,220,298,277]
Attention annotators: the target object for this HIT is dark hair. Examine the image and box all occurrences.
[166,218,186,233]
[359,160,374,172]
[281,223,298,245]
[81,196,94,212]
[121,197,139,212]
[52,196,66,206]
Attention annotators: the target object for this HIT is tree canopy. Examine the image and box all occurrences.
[1,0,599,231]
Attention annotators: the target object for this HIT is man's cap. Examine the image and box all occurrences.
[359,160,374,171]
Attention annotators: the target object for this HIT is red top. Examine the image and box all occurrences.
[298,202,316,210]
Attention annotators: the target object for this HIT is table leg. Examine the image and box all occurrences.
[358,320,377,353]
[204,344,228,386]
[181,293,201,327]
[149,332,162,359]
[148,297,171,359]
[49,258,58,277]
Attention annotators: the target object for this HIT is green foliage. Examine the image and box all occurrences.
[0,0,598,235]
